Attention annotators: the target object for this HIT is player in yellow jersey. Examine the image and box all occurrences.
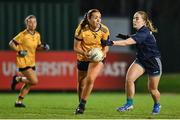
[9,15,50,107]
[74,9,110,114]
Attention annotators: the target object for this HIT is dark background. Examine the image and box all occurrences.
[0,0,180,73]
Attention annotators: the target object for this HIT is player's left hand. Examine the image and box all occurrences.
[116,33,129,39]
[42,43,50,51]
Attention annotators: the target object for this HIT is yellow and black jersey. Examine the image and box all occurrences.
[13,29,41,68]
[74,23,110,61]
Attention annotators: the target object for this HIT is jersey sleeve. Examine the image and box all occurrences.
[13,32,23,44]
[130,31,147,44]
[74,24,83,41]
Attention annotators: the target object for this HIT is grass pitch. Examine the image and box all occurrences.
[0,92,180,119]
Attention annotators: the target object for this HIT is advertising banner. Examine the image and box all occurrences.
[0,51,134,91]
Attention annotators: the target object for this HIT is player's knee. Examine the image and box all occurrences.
[86,76,95,85]
[149,89,158,95]
[79,84,85,90]
[30,79,38,85]
[126,77,134,84]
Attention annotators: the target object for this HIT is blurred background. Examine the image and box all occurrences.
[0,0,180,92]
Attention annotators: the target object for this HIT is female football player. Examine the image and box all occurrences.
[74,9,110,114]
[9,15,49,107]
[101,11,162,115]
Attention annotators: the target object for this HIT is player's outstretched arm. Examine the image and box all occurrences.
[101,38,136,46]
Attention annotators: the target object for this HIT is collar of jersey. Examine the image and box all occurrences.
[88,24,101,32]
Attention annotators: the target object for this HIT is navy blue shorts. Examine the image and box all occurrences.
[135,57,162,76]
[19,66,36,72]
[77,58,106,71]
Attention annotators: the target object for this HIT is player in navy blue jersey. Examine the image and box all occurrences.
[101,11,162,115]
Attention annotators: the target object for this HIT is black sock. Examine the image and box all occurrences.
[79,99,86,109]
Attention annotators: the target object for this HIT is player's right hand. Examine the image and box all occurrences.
[18,50,27,57]
[84,52,91,59]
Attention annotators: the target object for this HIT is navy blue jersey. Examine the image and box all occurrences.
[130,26,161,60]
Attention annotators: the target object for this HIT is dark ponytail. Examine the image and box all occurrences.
[78,9,100,35]
[78,13,89,35]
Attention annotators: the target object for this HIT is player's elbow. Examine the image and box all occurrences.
[9,40,14,48]
[9,40,13,46]
[9,40,19,47]
[73,45,79,53]
[73,46,77,52]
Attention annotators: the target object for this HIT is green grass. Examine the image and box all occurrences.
[136,73,180,93]
[0,92,180,119]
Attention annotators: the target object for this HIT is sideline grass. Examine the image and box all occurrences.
[0,92,180,119]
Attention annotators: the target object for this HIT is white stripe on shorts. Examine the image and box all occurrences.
[155,57,162,75]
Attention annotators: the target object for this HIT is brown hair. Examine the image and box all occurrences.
[136,11,158,33]
[78,9,100,35]
[24,15,36,25]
